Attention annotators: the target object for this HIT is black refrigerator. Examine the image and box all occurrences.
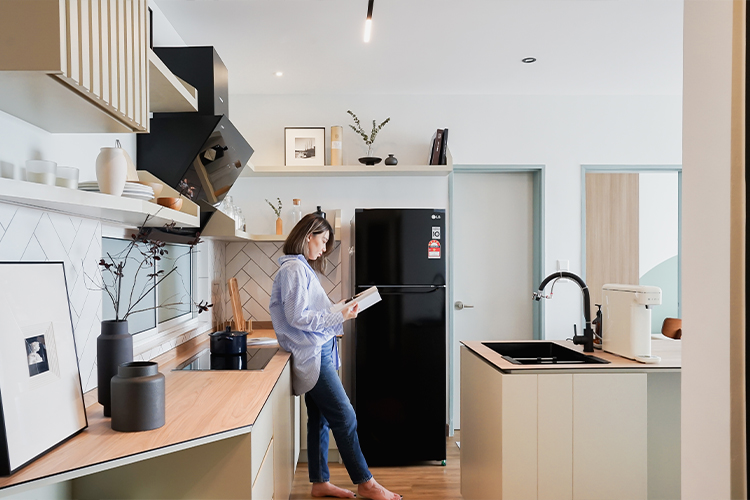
[352,208,446,466]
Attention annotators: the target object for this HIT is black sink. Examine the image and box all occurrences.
[482,341,610,365]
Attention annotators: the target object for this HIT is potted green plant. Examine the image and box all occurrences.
[347,110,390,165]
[266,197,283,234]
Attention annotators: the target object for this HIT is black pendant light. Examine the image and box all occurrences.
[364,0,374,42]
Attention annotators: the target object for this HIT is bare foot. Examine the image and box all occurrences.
[311,481,357,498]
[357,478,401,500]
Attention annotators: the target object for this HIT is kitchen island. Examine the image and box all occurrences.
[0,331,295,500]
[460,338,681,500]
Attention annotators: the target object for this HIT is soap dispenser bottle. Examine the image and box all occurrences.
[593,303,603,349]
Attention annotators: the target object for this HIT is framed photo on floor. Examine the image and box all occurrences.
[0,262,87,476]
[285,127,326,167]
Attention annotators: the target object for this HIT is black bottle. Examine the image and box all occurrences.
[313,206,326,219]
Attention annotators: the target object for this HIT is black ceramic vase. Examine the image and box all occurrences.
[384,154,398,166]
[97,320,133,417]
[111,361,165,432]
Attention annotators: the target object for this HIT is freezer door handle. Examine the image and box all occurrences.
[377,288,444,296]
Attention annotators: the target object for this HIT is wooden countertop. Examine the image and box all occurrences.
[0,331,289,492]
[461,337,681,373]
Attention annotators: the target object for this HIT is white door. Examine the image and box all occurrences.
[452,172,535,429]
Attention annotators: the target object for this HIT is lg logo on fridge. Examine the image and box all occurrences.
[431,214,441,220]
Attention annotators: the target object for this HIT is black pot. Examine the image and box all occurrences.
[209,326,247,355]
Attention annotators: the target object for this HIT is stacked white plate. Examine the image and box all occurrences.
[79,181,155,201]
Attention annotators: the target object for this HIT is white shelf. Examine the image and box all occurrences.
[243,164,451,177]
[148,49,199,113]
[0,178,200,229]
[246,210,342,243]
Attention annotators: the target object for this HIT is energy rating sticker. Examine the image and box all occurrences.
[428,240,441,259]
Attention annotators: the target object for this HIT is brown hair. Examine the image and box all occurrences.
[283,213,334,273]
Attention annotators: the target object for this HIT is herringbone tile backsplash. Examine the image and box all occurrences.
[224,241,342,323]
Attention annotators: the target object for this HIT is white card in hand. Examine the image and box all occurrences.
[330,286,381,314]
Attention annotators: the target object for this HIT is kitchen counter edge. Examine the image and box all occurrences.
[461,339,681,373]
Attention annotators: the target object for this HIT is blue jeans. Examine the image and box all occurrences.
[306,338,372,485]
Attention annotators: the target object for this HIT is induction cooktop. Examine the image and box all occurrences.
[174,347,278,371]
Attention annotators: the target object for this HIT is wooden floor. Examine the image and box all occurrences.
[290,432,462,499]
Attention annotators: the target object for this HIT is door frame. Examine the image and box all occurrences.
[448,165,545,434]
[580,164,683,319]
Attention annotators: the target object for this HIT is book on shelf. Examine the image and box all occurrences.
[330,286,381,314]
[429,129,444,165]
[438,128,449,165]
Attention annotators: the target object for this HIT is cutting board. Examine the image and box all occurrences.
[228,277,246,332]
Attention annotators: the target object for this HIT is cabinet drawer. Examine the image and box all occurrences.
[252,439,274,500]
[251,397,274,485]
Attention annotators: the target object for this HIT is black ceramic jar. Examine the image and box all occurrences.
[111,361,165,432]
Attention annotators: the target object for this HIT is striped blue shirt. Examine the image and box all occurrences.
[269,254,344,395]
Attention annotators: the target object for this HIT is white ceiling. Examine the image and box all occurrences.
[155,0,683,96]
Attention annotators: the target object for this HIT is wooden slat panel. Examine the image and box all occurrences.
[124,0,134,120]
[116,0,126,115]
[89,0,100,97]
[140,0,148,127]
[99,0,109,103]
[108,0,118,110]
[78,0,90,91]
[585,172,639,318]
[131,0,140,124]
[59,0,68,75]
[66,0,80,83]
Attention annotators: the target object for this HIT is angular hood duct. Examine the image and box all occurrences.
[137,47,253,239]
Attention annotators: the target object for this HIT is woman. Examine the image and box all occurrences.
[270,214,401,500]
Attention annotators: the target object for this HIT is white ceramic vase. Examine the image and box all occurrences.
[95,147,128,196]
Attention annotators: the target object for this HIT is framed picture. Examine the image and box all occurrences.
[0,262,87,476]
[285,127,326,167]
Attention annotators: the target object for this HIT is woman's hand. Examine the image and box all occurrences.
[342,302,359,321]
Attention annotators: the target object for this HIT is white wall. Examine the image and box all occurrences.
[229,93,682,339]
[639,172,679,277]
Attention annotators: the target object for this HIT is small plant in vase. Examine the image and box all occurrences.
[347,110,390,165]
[266,197,283,235]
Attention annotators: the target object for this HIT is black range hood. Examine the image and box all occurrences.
[137,47,253,239]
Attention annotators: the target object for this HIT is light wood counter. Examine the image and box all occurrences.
[461,337,681,373]
[0,332,289,494]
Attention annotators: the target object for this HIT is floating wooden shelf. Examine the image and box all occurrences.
[148,49,199,113]
[247,210,342,242]
[243,164,452,177]
[0,177,199,229]
[202,210,251,241]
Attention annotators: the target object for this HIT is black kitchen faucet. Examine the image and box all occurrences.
[533,271,595,353]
